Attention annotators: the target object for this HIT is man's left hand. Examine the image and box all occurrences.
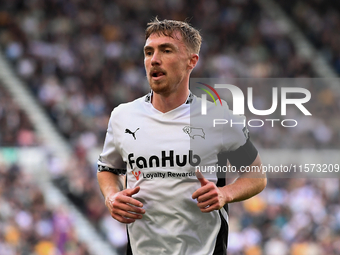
[192,171,228,213]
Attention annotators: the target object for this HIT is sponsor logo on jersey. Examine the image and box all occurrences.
[183,126,205,139]
[132,170,141,180]
[128,150,201,169]
[142,171,196,179]
[125,128,140,140]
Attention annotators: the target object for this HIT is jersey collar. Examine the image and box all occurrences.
[145,91,194,104]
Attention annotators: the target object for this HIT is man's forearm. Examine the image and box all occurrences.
[221,154,267,203]
[97,171,125,199]
[97,171,144,223]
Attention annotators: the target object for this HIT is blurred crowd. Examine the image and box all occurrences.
[0,85,38,147]
[227,177,340,255]
[50,146,129,254]
[0,163,90,255]
[277,0,340,75]
[2,0,335,150]
[0,0,340,254]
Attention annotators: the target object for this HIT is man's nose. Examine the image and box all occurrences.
[151,51,161,65]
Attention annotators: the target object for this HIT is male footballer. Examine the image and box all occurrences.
[97,18,266,255]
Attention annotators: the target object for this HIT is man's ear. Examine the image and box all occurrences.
[188,54,199,70]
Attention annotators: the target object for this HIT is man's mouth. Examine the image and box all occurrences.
[151,70,166,79]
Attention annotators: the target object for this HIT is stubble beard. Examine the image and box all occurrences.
[148,74,184,97]
[148,77,173,96]
[150,82,168,95]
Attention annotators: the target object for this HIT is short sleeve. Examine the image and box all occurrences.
[221,108,249,152]
[97,112,126,174]
[221,108,257,168]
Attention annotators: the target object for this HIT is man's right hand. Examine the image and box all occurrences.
[105,186,145,224]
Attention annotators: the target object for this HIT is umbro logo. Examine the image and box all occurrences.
[125,128,140,140]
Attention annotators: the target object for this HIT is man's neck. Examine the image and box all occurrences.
[151,89,190,113]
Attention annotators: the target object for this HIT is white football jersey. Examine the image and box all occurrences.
[98,92,250,255]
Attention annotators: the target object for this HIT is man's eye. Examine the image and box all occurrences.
[145,52,152,56]
[164,49,171,53]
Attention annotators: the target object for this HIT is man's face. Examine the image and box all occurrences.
[144,31,194,96]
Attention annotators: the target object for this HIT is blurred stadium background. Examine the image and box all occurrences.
[0,0,340,254]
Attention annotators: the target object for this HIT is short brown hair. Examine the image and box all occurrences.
[145,18,202,54]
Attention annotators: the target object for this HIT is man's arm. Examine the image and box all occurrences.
[192,154,266,213]
[98,170,125,196]
[97,171,145,223]
[220,154,266,203]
